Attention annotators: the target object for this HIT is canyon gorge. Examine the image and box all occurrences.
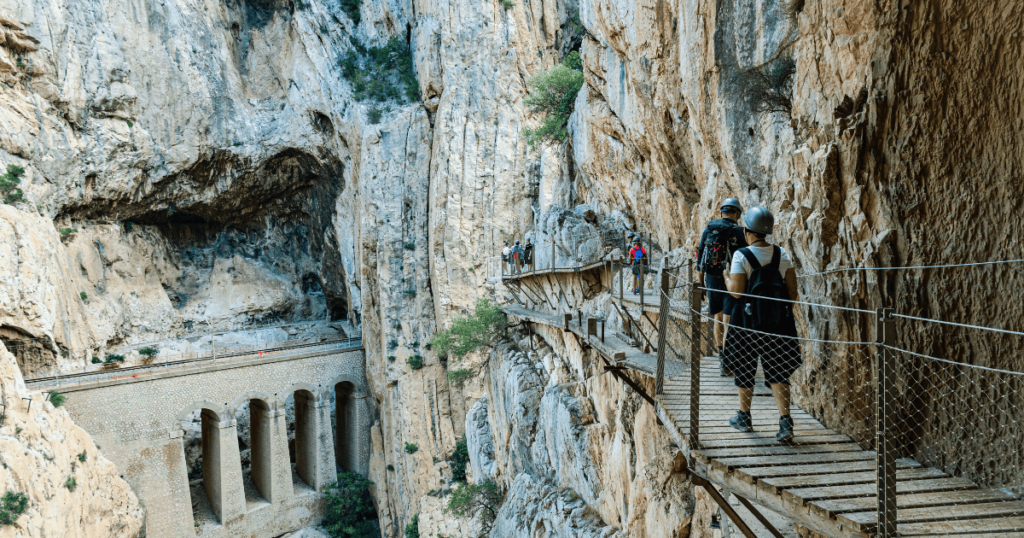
[0,0,1021,536]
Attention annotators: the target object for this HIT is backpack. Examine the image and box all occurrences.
[738,247,795,334]
[699,219,742,275]
[512,245,520,259]
[632,246,645,264]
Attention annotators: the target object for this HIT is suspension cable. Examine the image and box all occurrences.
[693,286,875,314]
[694,310,874,345]
[884,344,1024,377]
[798,258,1024,278]
[890,313,1024,337]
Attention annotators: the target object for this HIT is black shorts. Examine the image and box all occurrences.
[705,275,735,316]
[724,327,802,389]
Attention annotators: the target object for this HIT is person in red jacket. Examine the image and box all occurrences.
[627,239,647,293]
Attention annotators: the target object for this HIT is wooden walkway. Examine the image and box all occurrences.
[505,302,1024,538]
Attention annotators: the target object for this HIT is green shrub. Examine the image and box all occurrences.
[340,0,361,24]
[407,355,424,370]
[447,368,473,389]
[323,471,380,537]
[138,347,158,357]
[404,514,419,538]
[125,120,133,128]
[80,292,88,302]
[77,452,87,462]
[340,36,419,104]
[65,476,77,492]
[431,299,506,360]
[91,357,101,364]
[124,221,134,233]
[368,106,383,124]
[48,391,65,407]
[445,480,503,535]
[449,436,469,482]
[404,242,415,250]
[502,0,515,8]
[104,354,125,363]
[386,464,394,471]
[59,228,76,236]
[387,339,399,351]
[0,491,28,526]
[522,51,584,149]
[404,442,419,454]
[403,289,416,298]
[0,165,26,205]
[732,57,796,115]
[387,355,396,362]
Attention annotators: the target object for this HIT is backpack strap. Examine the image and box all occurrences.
[767,246,781,271]
[738,247,761,270]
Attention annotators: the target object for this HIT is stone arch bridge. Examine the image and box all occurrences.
[31,343,369,538]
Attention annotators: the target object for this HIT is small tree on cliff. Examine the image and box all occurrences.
[446,480,504,536]
[323,472,380,537]
[523,51,584,150]
[431,299,506,361]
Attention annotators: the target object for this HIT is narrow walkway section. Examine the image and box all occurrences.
[505,303,1024,538]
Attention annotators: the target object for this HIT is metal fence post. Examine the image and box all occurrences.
[655,268,670,395]
[688,260,701,448]
[876,308,897,537]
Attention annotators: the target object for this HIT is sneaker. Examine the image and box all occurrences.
[719,359,733,377]
[776,415,794,443]
[729,411,752,432]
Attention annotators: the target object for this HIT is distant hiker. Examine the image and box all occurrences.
[696,198,747,372]
[512,240,523,274]
[502,241,512,274]
[724,206,801,442]
[523,238,535,271]
[628,238,647,294]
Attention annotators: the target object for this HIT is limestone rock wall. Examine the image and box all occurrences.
[0,342,144,537]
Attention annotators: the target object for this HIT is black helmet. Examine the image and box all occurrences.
[721,198,742,213]
[742,206,774,235]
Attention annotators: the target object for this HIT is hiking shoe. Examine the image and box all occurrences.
[776,415,794,443]
[729,411,752,432]
[719,359,733,377]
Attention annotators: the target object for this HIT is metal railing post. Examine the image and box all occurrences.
[655,268,669,395]
[688,260,701,448]
[876,308,897,537]
[619,261,623,302]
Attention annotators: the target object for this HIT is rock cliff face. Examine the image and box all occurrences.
[0,0,1021,534]
[0,342,144,536]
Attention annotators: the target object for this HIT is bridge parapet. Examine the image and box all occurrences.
[54,345,369,538]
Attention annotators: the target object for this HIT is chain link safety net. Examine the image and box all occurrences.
[649,260,1024,536]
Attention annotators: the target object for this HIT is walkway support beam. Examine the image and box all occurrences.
[688,261,701,449]
[876,308,897,537]
[655,269,669,395]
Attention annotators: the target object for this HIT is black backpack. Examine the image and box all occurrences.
[738,247,795,334]
[699,219,742,275]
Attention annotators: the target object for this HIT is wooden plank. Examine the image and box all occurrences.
[712,451,877,471]
[840,500,1024,534]
[782,477,977,505]
[696,443,862,461]
[735,459,921,483]
[698,434,852,449]
[897,516,1024,535]
[759,467,945,496]
[809,489,1020,520]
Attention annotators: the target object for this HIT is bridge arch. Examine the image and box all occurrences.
[280,384,322,491]
[174,399,229,428]
[229,391,279,419]
[230,391,279,504]
[322,374,364,473]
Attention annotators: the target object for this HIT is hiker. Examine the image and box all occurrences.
[696,198,747,372]
[501,241,512,274]
[512,240,523,274]
[628,238,647,294]
[723,206,801,442]
[523,238,535,271]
